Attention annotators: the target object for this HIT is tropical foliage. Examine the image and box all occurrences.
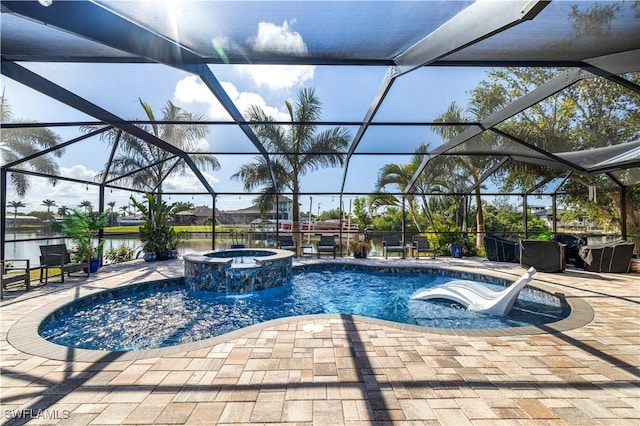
[130,192,189,255]
[369,64,639,250]
[232,87,351,252]
[92,99,219,195]
[104,245,136,264]
[7,200,26,220]
[0,95,62,196]
[52,208,110,262]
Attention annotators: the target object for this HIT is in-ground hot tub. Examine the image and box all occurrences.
[184,248,294,292]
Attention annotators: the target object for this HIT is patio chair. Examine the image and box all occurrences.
[39,244,88,285]
[1,259,30,299]
[317,235,337,258]
[520,240,566,272]
[412,236,436,259]
[383,234,405,259]
[277,235,296,255]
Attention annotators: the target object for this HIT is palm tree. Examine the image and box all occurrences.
[232,88,350,253]
[372,144,433,232]
[119,205,129,218]
[41,199,57,221]
[107,201,117,225]
[57,205,70,216]
[433,102,494,248]
[1,94,63,196]
[79,200,93,213]
[92,99,219,198]
[7,200,26,222]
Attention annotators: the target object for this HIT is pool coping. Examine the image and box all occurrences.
[7,262,594,362]
[183,248,295,265]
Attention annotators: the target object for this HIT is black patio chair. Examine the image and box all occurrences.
[277,235,296,256]
[383,234,405,259]
[317,235,337,258]
[412,236,436,259]
[39,244,88,285]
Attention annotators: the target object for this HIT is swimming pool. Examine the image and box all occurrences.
[39,267,569,351]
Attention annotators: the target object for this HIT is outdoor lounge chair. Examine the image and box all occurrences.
[576,241,635,273]
[277,235,296,255]
[383,234,405,259]
[1,259,30,298]
[317,235,337,258]
[39,244,88,285]
[411,267,536,316]
[484,234,520,263]
[520,240,566,272]
[412,236,436,259]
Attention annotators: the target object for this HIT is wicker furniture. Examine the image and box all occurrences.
[485,234,520,263]
[276,235,296,255]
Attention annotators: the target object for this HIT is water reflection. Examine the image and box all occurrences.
[3,231,215,265]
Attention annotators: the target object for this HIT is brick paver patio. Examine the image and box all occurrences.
[1,256,638,425]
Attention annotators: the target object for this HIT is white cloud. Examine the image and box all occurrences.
[242,20,315,90]
[5,164,103,212]
[236,64,315,91]
[193,137,210,152]
[173,76,289,121]
[62,164,99,182]
[251,20,306,55]
[162,171,219,193]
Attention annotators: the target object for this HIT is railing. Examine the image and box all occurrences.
[4,229,638,265]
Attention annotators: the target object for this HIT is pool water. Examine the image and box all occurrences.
[40,269,569,351]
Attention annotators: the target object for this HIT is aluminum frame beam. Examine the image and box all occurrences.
[394,0,550,75]
[2,0,278,195]
[464,157,510,195]
[2,126,112,170]
[1,61,217,195]
[405,48,640,193]
[341,0,549,192]
[405,68,588,193]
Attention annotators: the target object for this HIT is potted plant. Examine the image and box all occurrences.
[448,234,469,258]
[130,192,188,261]
[53,208,110,273]
[349,239,371,259]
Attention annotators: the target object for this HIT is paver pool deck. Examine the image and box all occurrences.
[1,256,638,425]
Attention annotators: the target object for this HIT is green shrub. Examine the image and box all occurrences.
[105,245,135,263]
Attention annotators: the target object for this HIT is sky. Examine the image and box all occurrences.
[2,16,495,217]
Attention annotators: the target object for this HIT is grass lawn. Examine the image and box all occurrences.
[105,225,214,234]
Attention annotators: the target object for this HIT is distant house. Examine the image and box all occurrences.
[174,206,217,225]
[219,196,294,225]
[174,197,294,225]
[530,206,596,230]
[5,215,40,226]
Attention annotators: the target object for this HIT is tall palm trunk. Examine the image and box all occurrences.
[292,181,301,256]
[475,187,485,248]
[407,198,422,232]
